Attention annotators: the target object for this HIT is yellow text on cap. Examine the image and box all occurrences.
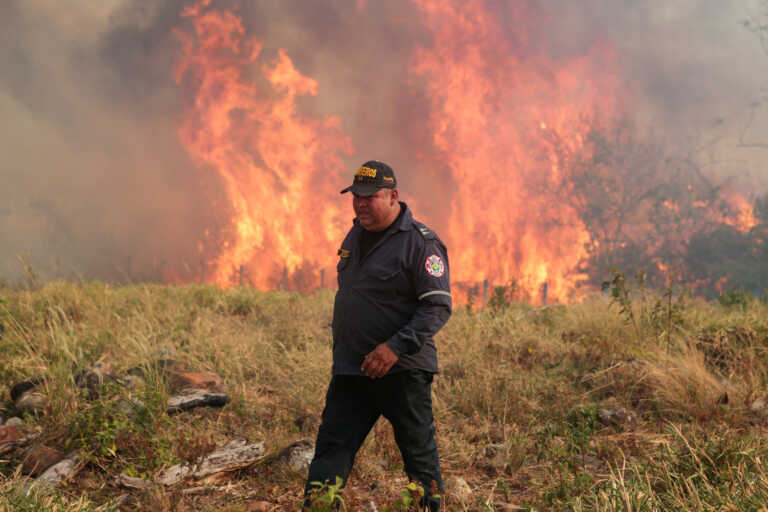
[355,166,377,178]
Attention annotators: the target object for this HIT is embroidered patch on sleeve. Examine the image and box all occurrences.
[425,254,445,277]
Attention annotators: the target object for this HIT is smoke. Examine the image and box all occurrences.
[1,0,766,284]
[559,1,768,186]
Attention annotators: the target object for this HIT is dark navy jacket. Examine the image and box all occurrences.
[332,202,452,375]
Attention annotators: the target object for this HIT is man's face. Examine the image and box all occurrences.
[353,188,398,231]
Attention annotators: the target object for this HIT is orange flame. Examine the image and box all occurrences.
[175,1,756,300]
[410,0,622,302]
[721,191,757,234]
[175,1,352,288]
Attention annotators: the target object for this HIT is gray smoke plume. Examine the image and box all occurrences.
[1,0,766,284]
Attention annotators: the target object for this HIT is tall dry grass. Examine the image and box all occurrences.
[0,281,767,510]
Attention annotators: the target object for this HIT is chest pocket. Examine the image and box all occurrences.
[363,261,410,298]
[367,265,400,281]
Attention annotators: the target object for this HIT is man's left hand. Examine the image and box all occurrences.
[361,343,399,378]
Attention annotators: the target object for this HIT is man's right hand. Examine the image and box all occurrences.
[361,343,399,378]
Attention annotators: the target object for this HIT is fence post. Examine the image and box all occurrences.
[482,279,489,309]
[320,268,325,289]
[238,265,244,287]
[540,282,548,305]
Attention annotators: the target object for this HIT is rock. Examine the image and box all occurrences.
[169,370,225,393]
[365,500,378,512]
[157,438,265,486]
[115,474,153,490]
[0,425,23,447]
[274,439,315,472]
[0,424,39,456]
[445,476,472,504]
[75,358,118,397]
[4,417,23,428]
[15,390,47,413]
[29,450,80,490]
[167,388,229,414]
[21,444,65,476]
[10,379,42,403]
[10,380,46,414]
[598,408,637,429]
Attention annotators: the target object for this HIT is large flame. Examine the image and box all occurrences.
[410,0,622,302]
[175,0,352,288]
[173,0,757,300]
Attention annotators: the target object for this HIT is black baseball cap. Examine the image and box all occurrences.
[340,160,397,196]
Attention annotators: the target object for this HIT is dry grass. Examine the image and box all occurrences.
[1,282,768,510]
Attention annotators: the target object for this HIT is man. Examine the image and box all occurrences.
[304,161,452,511]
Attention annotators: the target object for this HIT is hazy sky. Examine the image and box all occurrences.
[1,0,766,283]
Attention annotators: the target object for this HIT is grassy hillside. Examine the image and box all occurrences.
[1,281,768,511]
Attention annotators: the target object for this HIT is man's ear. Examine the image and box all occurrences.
[391,189,399,204]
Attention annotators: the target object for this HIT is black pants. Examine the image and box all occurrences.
[304,370,443,511]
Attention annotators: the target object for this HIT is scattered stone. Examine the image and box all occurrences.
[167,388,229,414]
[76,358,118,397]
[365,500,378,512]
[169,370,225,393]
[15,390,46,413]
[4,417,23,428]
[0,424,39,456]
[115,474,153,490]
[273,439,315,472]
[12,380,47,413]
[0,425,23,448]
[29,450,80,491]
[157,438,265,486]
[21,444,65,476]
[445,476,472,504]
[598,408,638,429]
[10,379,42,403]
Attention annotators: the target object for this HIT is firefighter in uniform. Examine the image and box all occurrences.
[304,161,452,511]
